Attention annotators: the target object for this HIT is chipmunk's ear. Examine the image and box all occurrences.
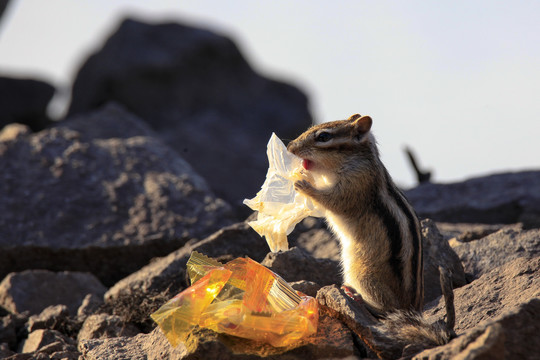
[351,115,372,134]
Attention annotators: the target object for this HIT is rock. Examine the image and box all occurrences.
[291,227,341,261]
[79,327,184,360]
[79,312,358,360]
[0,107,232,285]
[452,226,540,279]
[421,219,467,303]
[76,294,104,320]
[0,123,31,142]
[19,329,75,354]
[58,102,157,141]
[0,76,55,131]
[26,305,70,333]
[290,281,322,298]
[435,222,503,244]
[77,314,139,343]
[0,270,106,315]
[405,171,540,225]
[105,222,268,303]
[0,342,15,358]
[424,256,540,334]
[0,315,17,349]
[415,298,540,360]
[261,247,341,287]
[67,18,312,205]
[0,312,27,352]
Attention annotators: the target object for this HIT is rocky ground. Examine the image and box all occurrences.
[1,17,539,360]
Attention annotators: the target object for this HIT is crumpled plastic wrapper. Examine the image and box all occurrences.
[151,251,319,348]
[243,133,326,252]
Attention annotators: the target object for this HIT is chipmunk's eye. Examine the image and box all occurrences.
[315,132,332,143]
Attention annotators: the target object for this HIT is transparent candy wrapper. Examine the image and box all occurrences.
[243,133,326,252]
[151,251,319,348]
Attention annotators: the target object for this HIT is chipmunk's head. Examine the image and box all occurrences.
[287,114,374,174]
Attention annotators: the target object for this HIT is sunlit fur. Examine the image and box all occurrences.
[287,114,423,315]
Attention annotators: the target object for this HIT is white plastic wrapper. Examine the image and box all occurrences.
[243,133,326,252]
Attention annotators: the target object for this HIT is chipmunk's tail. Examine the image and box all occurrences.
[372,266,456,357]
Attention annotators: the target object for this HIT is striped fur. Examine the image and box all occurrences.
[287,114,424,315]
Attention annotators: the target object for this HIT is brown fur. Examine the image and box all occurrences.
[287,114,423,314]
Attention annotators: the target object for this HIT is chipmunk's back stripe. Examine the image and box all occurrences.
[386,182,423,308]
[372,191,404,283]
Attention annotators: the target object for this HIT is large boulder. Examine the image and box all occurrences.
[67,18,312,205]
[0,270,106,315]
[0,105,232,285]
[104,222,269,304]
[0,76,55,131]
[405,171,540,225]
[452,226,540,280]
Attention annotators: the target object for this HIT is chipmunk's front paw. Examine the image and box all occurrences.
[294,179,316,195]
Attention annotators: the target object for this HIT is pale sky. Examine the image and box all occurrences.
[1,1,539,188]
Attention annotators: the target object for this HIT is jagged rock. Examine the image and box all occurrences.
[79,312,357,360]
[261,247,340,286]
[0,76,55,131]
[424,256,540,334]
[435,222,503,245]
[105,222,268,303]
[405,171,540,225]
[291,227,341,261]
[290,281,322,298]
[0,123,31,142]
[0,270,106,315]
[76,294,104,320]
[77,314,139,343]
[19,329,75,354]
[58,102,157,141]
[421,219,467,302]
[452,226,540,279]
[0,342,15,358]
[67,18,312,205]
[0,107,232,285]
[26,305,70,333]
[0,315,17,350]
[415,298,540,360]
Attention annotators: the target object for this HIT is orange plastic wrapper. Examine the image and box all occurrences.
[151,252,318,348]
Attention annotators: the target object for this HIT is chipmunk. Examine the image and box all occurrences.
[287,114,454,350]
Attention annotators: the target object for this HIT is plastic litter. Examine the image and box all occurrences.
[151,251,319,348]
[243,133,326,252]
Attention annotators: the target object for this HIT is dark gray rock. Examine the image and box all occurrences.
[0,270,106,315]
[58,102,156,141]
[452,226,540,279]
[19,329,75,354]
[0,315,17,350]
[0,76,55,131]
[77,314,139,343]
[406,171,540,225]
[105,222,268,303]
[435,222,503,243]
[26,305,70,333]
[76,294,104,320]
[0,342,15,358]
[417,296,540,360]
[0,106,232,285]
[424,256,540,334]
[261,247,341,287]
[67,18,312,205]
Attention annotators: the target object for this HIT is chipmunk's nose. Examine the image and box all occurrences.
[286,139,297,154]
